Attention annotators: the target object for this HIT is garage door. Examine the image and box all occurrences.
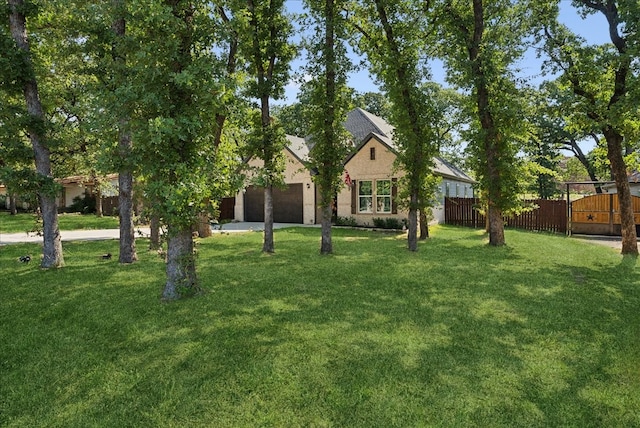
[244,184,303,223]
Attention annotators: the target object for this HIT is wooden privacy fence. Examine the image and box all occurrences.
[571,194,640,235]
[444,197,567,233]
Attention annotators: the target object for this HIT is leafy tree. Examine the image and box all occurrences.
[351,91,391,120]
[350,0,446,251]
[0,89,34,215]
[271,102,307,137]
[5,0,64,267]
[559,155,594,195]
[438,0,530,246]
[229,0,295,253]
[110,0,137,262]
[538,81,604,185]
[304,0,353,254]
[538,0,638,255]
[126,0,229,299]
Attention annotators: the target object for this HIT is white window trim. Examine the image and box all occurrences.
[376,179,392,213]
[358,180,373,213]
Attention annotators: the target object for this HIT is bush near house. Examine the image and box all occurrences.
[67,194,96,214]
[373,217,407,230]
[334,216,358,227]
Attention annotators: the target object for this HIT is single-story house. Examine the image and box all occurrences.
[601,171,640,197]
[235,108,475,225]
[57,174,119,209]
[1,174,119,212]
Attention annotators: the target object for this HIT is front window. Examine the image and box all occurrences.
[359,180,373,213]
[376,180,392,213]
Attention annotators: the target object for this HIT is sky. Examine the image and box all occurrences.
[280,1,614,153]
[282,1,612,101]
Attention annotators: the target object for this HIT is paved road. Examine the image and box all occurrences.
[0,222,315,245]
[1,223,630,250]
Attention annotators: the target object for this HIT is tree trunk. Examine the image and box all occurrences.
[9,194,17,215]
[162,226,197,300]
[197,211,212,237]
[419,209,429,239]
[9,0,64,268]
[149,214,161,250]
[469,0,506,246]
[488,204,505,246]
[574,135,601,193]
[112,1,137,263]
[374,0,432,252]
[118,168,138,263]
[95,186,103,217]
[320,204,332,254]
[263,185,275,253]
[407,192,418,251]
[39,194,64,267]
[604,128,638,255]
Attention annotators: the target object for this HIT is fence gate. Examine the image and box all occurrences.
[570,194,640,235]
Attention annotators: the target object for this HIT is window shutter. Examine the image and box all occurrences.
[392,178,398,214]
[351,180,357,214]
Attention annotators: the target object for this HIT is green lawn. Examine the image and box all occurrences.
[1,226,638,427]
[0,212,119,234]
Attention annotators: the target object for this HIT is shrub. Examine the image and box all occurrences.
[68,194,96,214]
[373,217,406,230]
[334,216,357,227]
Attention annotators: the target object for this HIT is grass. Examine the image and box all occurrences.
[1,225,639,427]
[0,212,119,234]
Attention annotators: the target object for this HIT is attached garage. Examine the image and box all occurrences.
[244,184,304,223]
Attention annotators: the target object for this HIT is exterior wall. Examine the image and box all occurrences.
[235,150,316,224]
[63,184,88,208]
[601,184,640,197]
[337,138,408,226]
[0,186,7,208]
[431,179,475,223]
[59,177,118,209]
[338,138,476,226]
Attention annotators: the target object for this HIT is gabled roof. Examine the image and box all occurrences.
[285,134,310,164]
[344,108,396,147]
[433,157,475,183]
[58,173,119,185]
[245,135,310,166]
[602,171,640,189]
[342,108,475,184]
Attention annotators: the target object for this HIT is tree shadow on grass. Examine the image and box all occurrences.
[3,229,639,426]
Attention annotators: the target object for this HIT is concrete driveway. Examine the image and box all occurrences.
[0,222,314,245]
[571,235,627,250]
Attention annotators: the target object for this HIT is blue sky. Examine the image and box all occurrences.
[282,1,612,102]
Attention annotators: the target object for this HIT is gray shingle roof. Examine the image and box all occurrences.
[433,157,475,183]
[344,108,395,146]
[285,108,474,184]
[285,135,310,163]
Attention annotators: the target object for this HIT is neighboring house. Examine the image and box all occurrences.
[1,174,119,212]
[0,184,7,208]
[237,108,475,225]
[234,135,317,224]
[601,171,640,197]
[57,174,119,210]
